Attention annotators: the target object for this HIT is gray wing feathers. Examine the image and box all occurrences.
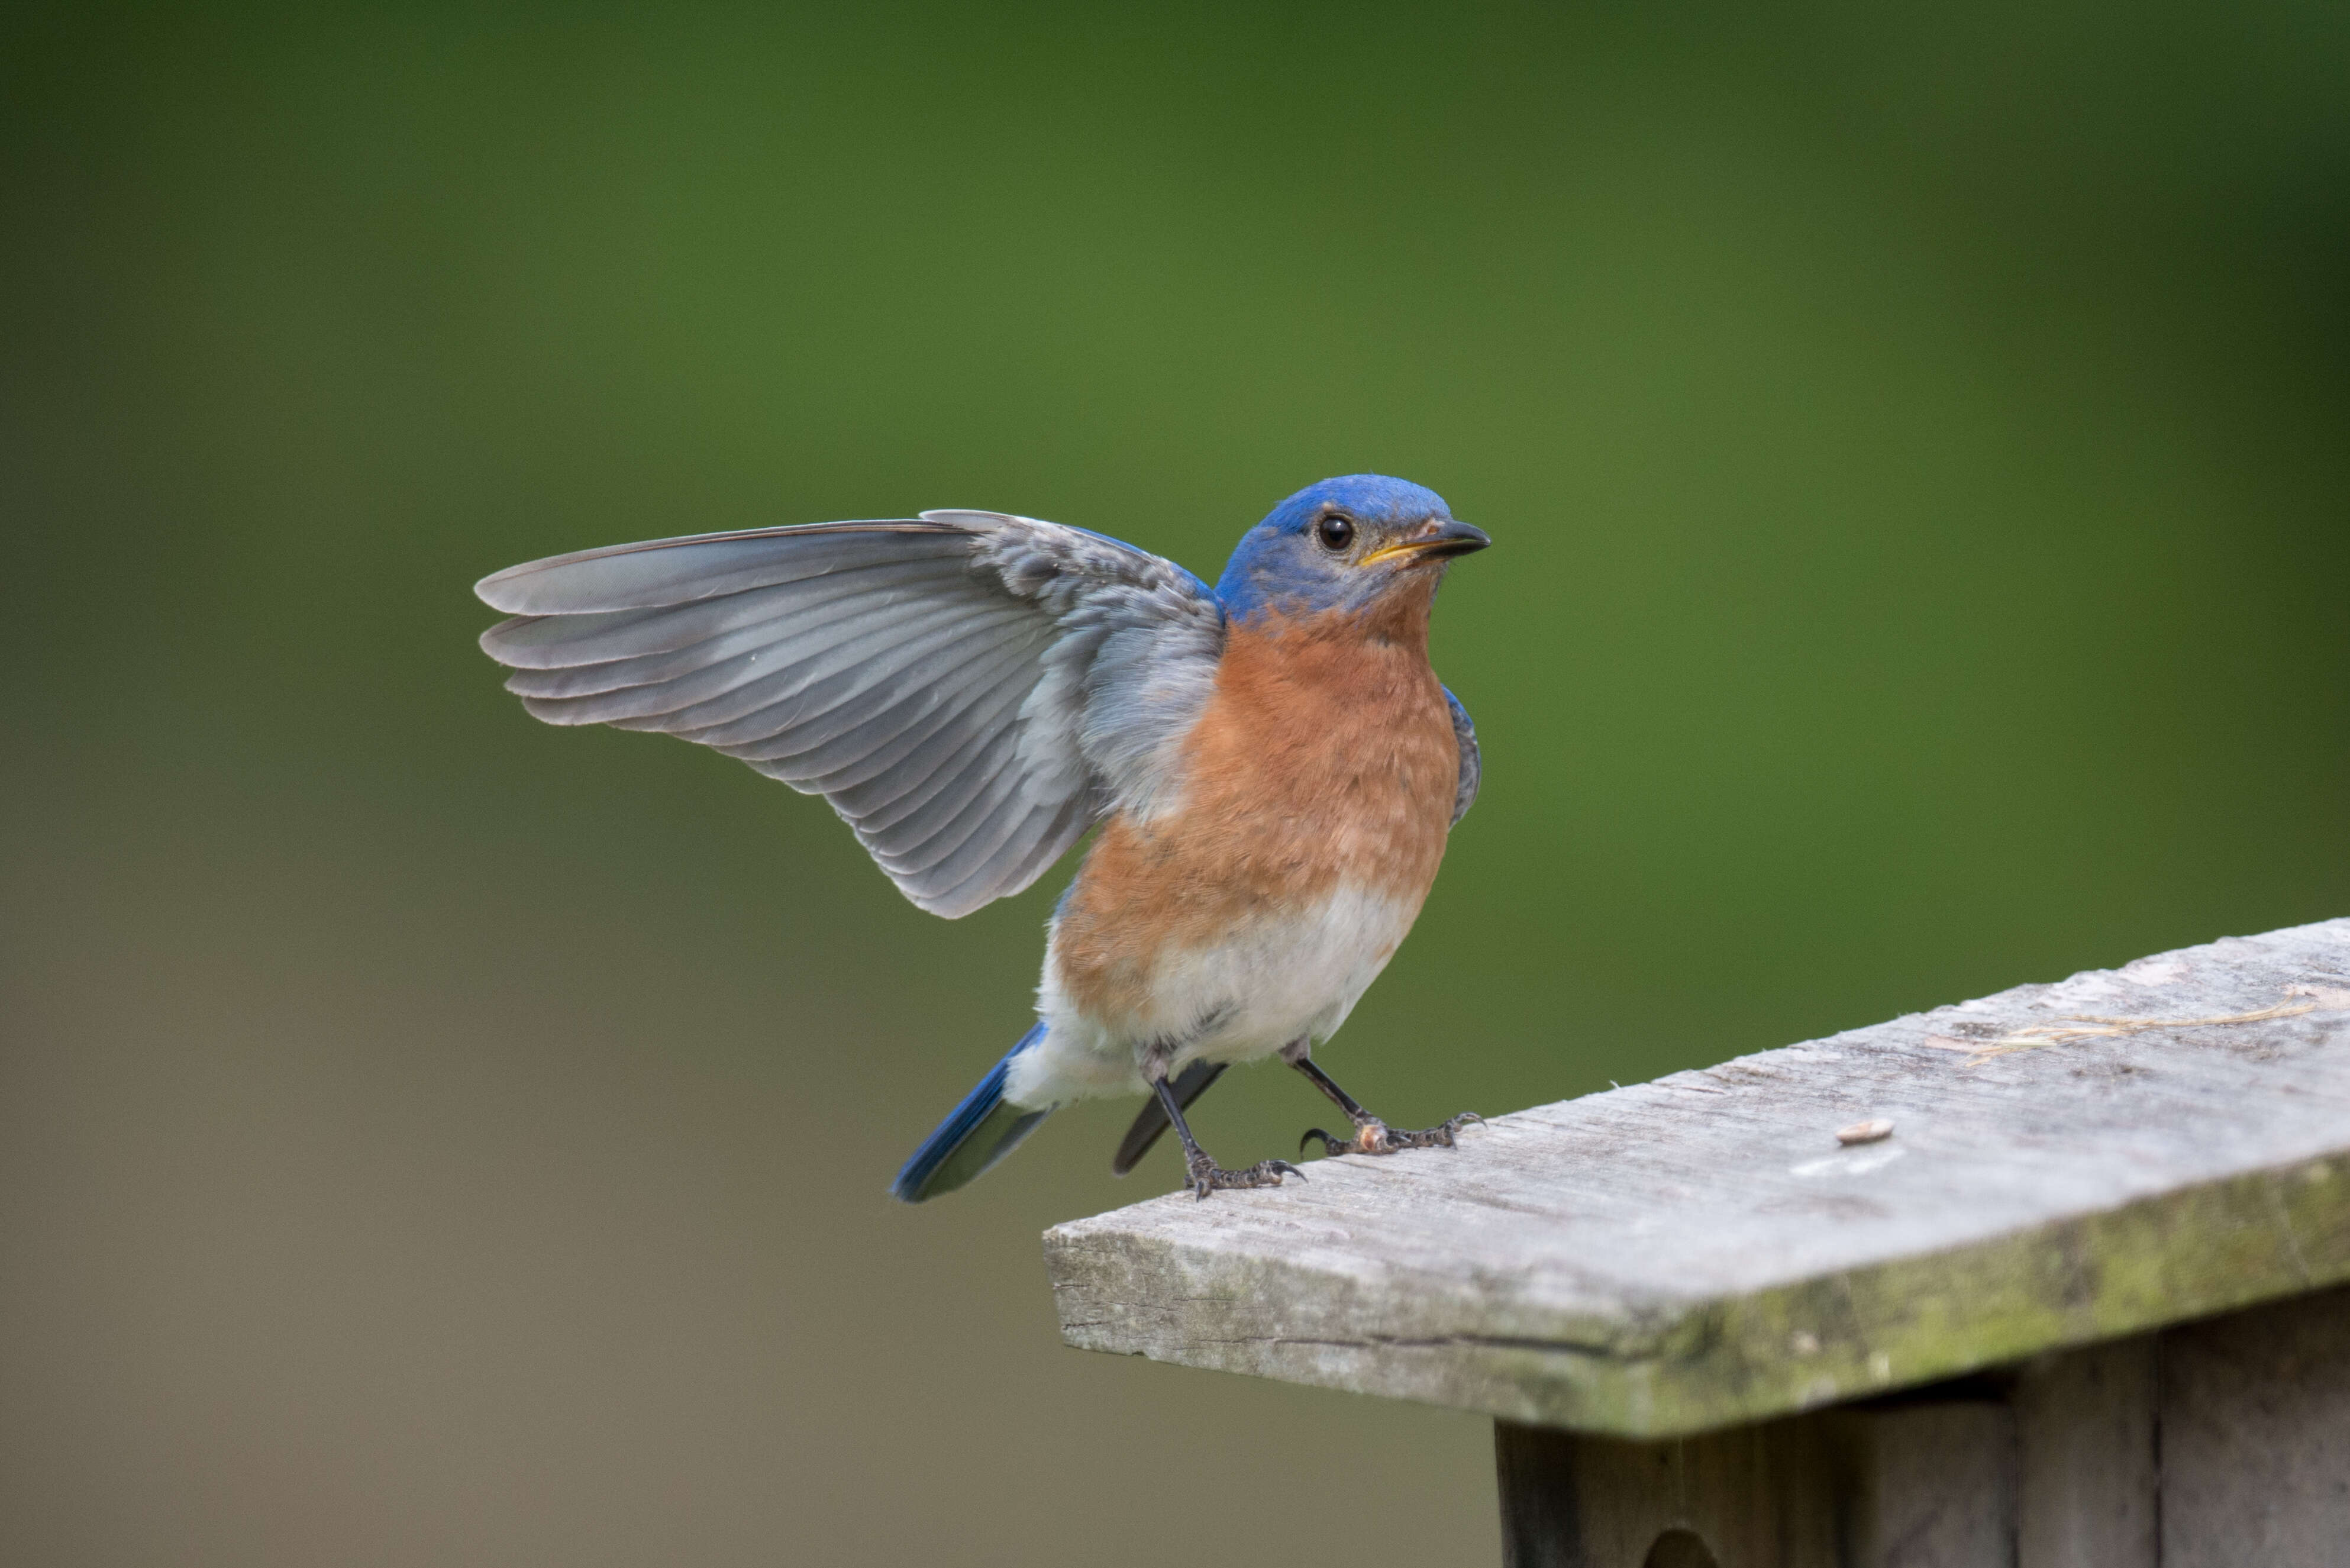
[474,522,958,614]
[960,518,1225,820]
[476,512,1223,918]
[1445,686,1480,827]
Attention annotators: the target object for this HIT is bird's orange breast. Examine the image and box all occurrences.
[1051,583,1460,1025]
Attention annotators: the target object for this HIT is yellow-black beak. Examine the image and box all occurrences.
[1361,518,1492,568]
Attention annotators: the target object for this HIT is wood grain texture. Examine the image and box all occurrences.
[1841,1399,2015,1567]
[2158,1285,2350,1567]
[1493,1415,1841,1567]
[1044,919,2350,1437]
[2013,1338,2157,1567]
[1493,1394,2021,1567]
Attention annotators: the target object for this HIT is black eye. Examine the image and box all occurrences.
[1315,513,1355,551]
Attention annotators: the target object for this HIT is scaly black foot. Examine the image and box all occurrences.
[1183,1150,1305,1201]
[1299,1112,1484,1157]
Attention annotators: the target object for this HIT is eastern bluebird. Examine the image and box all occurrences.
[474,475,1489,1201]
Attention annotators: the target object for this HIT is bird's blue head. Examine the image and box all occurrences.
[1215,475,1490,624]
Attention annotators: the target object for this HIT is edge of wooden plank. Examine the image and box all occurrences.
[1045,918,2350,1435]
[1047,1147,2350,1437]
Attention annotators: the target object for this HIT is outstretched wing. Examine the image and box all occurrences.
[475,511,1225,918]
[1445,686,1480,826]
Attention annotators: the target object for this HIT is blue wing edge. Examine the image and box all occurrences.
[1445,686,1480,827]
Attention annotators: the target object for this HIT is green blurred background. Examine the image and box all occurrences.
[5,3,2346,1563]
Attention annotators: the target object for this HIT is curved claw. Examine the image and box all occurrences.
[1184,1155,1308,1199]
[1444,1112,1485,1146]
[1299,1127,1345,1156]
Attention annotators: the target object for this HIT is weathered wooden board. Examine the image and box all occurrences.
[1494,1395,2022,1568]
[1489,1288,2349,1566]
[1044,919,2350,1437]
[2159,1286,2350,1566]
[2013,1337,2157,1566]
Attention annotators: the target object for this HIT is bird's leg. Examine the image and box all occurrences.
[1284,1045,1482,1157]
[1148,1073,1303,1201]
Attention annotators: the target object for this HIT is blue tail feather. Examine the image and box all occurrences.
[890,1022,1053,1203]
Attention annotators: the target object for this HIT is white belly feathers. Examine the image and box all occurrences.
[1004,885,1420,1110]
